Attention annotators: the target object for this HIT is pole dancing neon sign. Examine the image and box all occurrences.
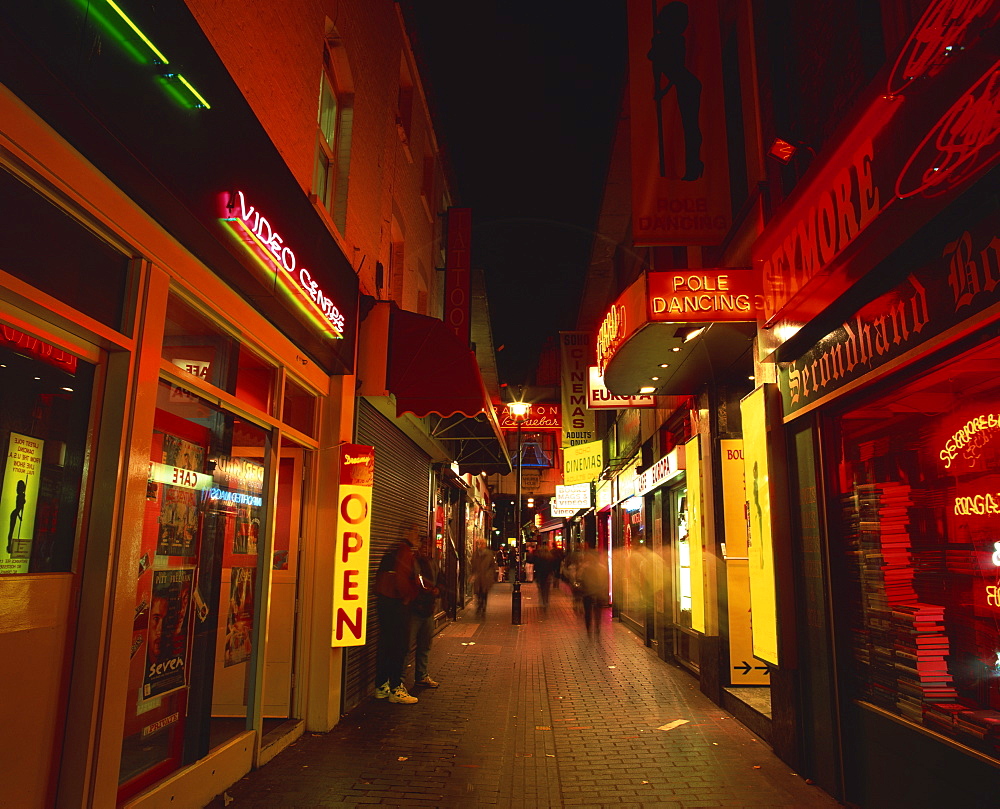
[221,191,346,337]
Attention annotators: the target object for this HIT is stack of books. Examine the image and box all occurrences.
[892,602,958,710]
[956,709,1000,748]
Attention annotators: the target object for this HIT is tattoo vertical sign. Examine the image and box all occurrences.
[0,432,43,575]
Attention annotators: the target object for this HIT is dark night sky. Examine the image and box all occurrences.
[404,2,628,386]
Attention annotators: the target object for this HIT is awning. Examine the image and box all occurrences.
[603,321,756,397]
[598,271,757,396]
[387,308,511,475]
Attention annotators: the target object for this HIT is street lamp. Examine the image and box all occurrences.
[508,399,530,625]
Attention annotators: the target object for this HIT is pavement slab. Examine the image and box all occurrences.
[204,581,842,808]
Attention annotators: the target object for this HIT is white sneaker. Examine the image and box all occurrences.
[388,684,418,704]
[374,681,391,699]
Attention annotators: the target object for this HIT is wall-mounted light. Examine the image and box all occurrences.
[768,138,797,164]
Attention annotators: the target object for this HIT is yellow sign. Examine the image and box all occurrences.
[685,434,705,634]
[720,439,769,685]
[740,387,779,666]
[563,440,604,485]
[0,432,44,575]
[559,332,596,446]
[332,444,374,646]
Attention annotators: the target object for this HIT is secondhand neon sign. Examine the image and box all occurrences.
[221,191,346,337]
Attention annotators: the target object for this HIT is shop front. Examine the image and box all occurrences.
[0,7,366,803]
[753,10,1000,802]
[596,267,757,695]
[777,188,1000,807]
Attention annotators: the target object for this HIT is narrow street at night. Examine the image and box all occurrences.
[204,582,840,809]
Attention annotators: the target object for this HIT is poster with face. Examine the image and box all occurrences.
[224,566,255,667]
[143,567,194,698]
[155,435,205,557]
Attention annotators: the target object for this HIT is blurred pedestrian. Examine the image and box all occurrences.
[532,540,557,614]
[578,544,610,637]
[410,532,441,689]
[373,524,421,704]
[562,544,584,613]
[471,538,496,618]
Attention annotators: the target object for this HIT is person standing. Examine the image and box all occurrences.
[374,525,421,704]
[470,539,496,619]
[410,532,441,689]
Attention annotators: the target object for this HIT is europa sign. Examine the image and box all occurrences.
[221,191,346,337]
[647,270,762,323]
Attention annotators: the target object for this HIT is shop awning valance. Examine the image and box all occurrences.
[387,308,511,475]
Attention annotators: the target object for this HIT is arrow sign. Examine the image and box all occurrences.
[734,661,752,675]
[755,665,771,675]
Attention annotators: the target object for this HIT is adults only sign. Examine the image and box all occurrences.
[332,444,374,646]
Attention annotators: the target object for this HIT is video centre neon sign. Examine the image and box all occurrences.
[221,191,346,337]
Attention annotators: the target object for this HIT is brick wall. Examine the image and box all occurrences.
[185,0,445,311]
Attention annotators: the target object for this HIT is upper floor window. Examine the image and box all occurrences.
[313,36,353,233]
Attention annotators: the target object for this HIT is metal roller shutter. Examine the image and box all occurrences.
[342,400,431,712]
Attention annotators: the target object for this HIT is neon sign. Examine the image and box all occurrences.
[953,492,1000,515]
[648,270,763,322]
[887,0,1000,95]
[596,303,626,374]
[221,191,346,337]
[896,60,1000,199]
[207,487,264,508]
[148,461,210,490]
[939,412,1000,469]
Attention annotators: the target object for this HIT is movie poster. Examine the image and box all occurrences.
[224,566,255,667]
[156,435,204,557]
[143,567,194,699]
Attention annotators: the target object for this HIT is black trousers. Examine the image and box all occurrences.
[376,595,409,689]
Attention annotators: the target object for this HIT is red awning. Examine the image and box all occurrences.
[388,308,489,418]
[387,308,511,475]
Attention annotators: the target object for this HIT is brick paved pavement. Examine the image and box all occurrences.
[205,581,842,808]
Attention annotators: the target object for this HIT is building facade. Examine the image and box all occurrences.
[587,1,1000,807]
[0,2,506,806]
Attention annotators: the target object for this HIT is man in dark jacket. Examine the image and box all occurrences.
[374,525,421,704]
[410,532,441,689]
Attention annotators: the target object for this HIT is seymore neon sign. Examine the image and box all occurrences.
[222,191,346,336]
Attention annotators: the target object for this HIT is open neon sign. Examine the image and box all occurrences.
[221,191,346,337]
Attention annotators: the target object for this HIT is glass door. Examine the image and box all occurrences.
[261,438,307,737]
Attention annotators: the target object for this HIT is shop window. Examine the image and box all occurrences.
[836,335,1000,760]
[0,328,94,574]
[161,294,276,416]
[0,167,130,331]
[281,376,316,438]
[118,380,270,800]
